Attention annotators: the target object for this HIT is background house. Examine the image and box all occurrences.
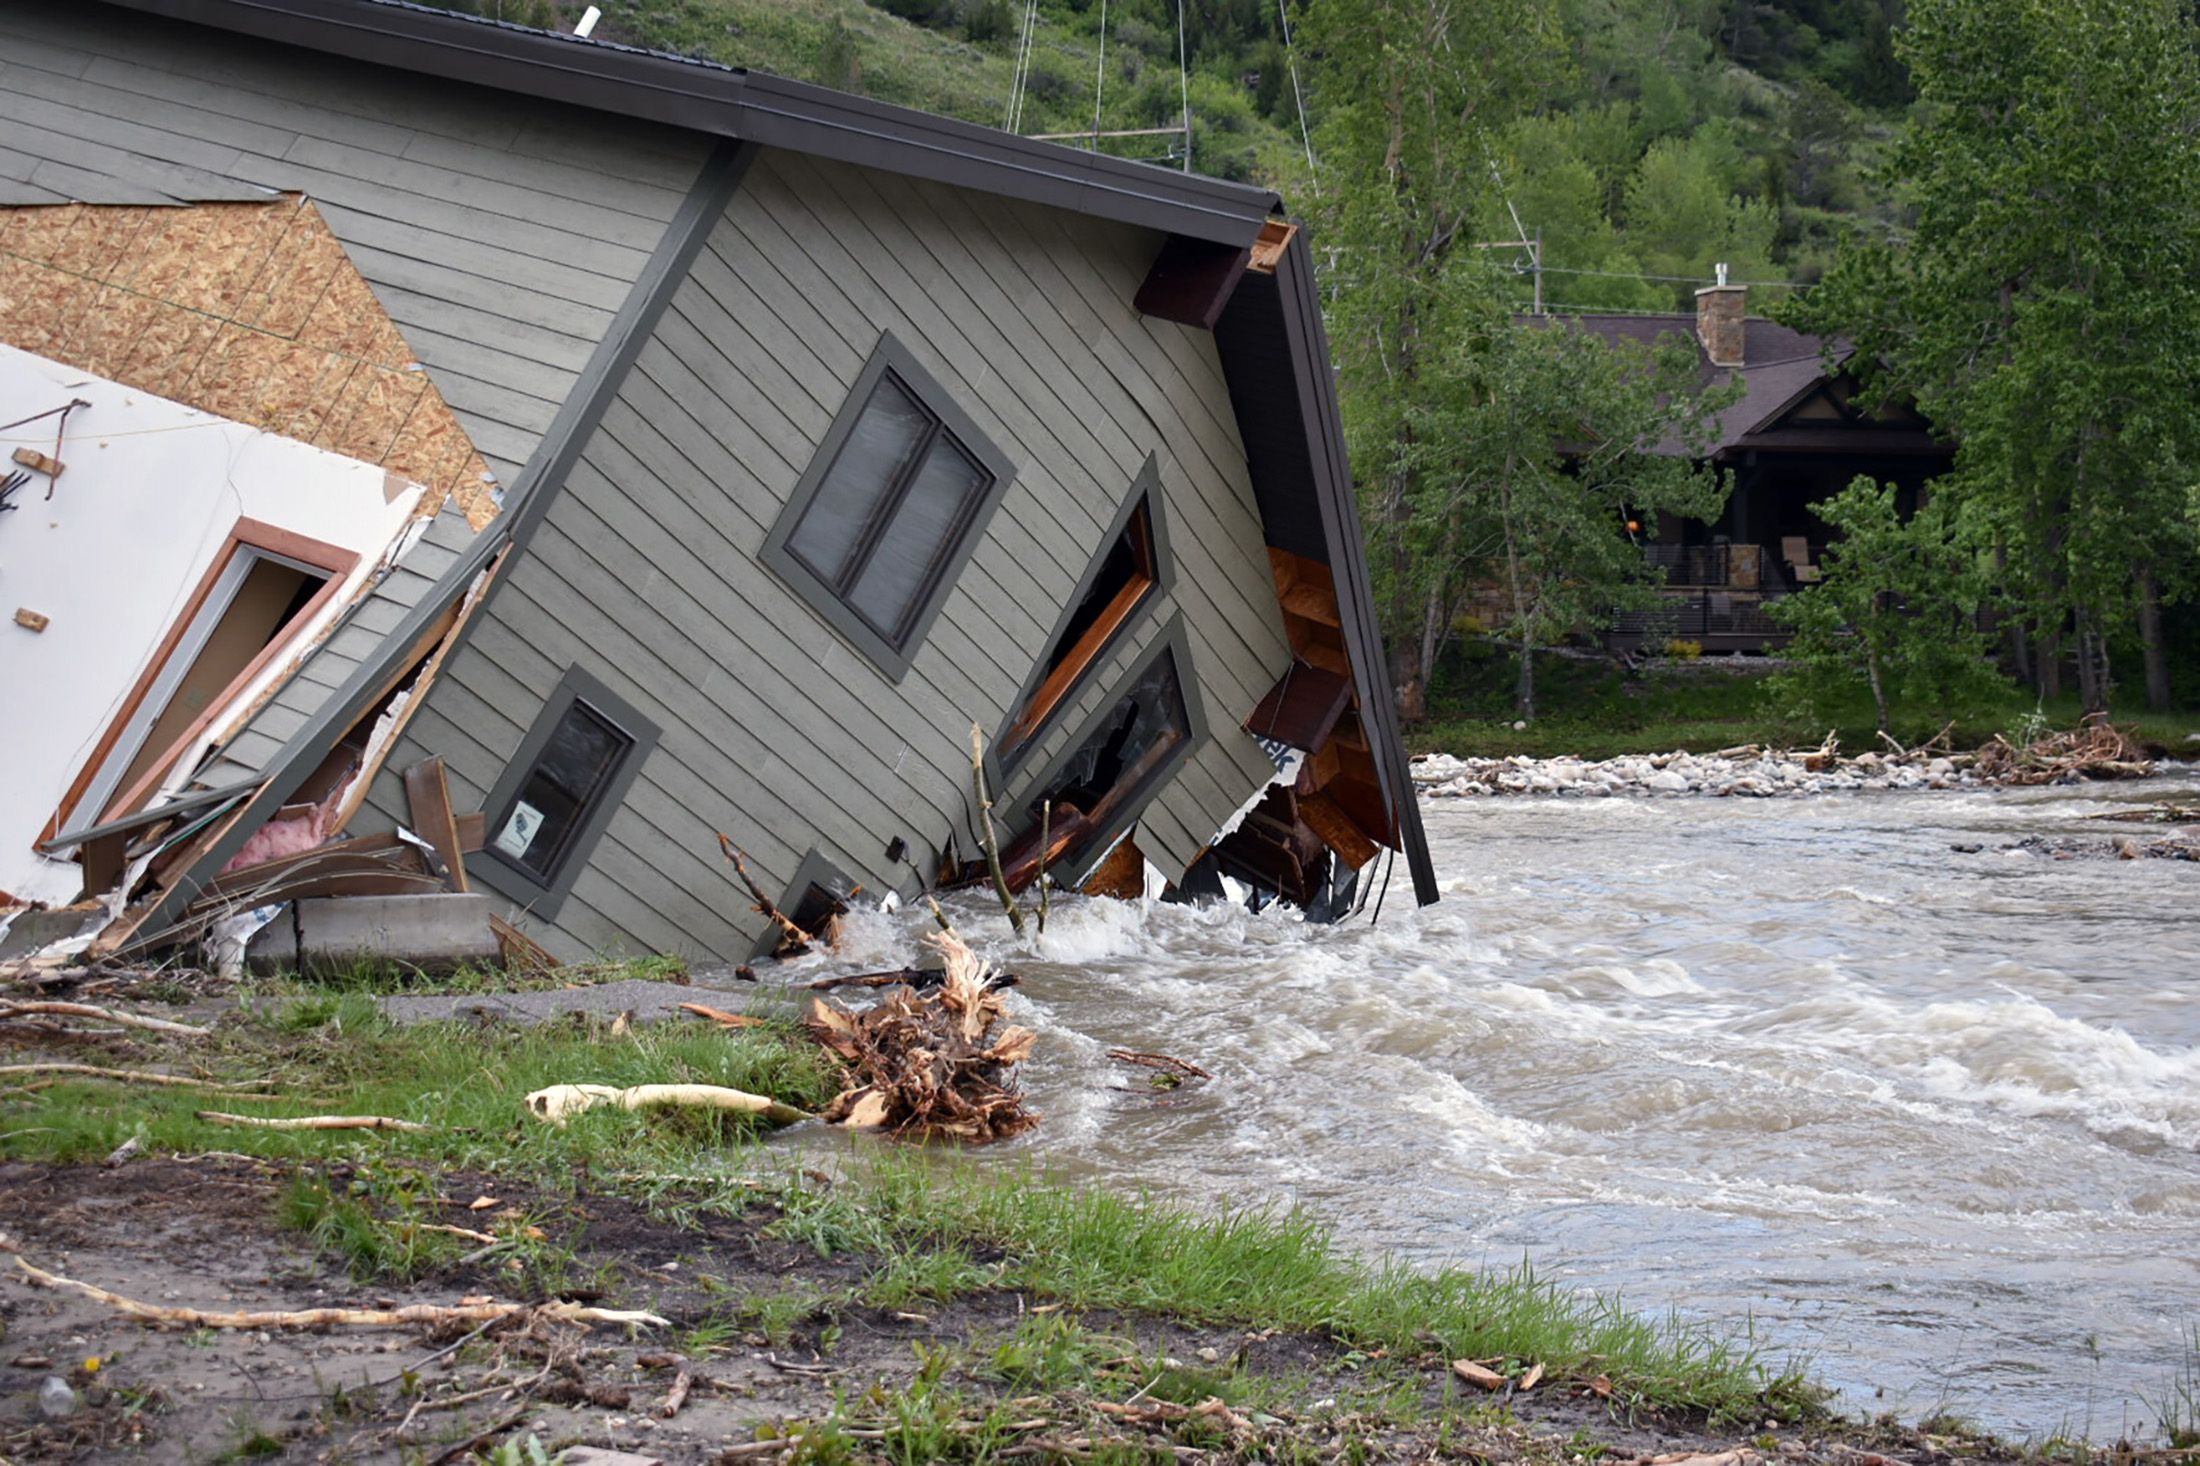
[1570,283,1953,653]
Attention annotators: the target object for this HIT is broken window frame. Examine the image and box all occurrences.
[994,453,1174,775]
[756,848,860,960]
[1008,616,1206,885]
[761,333,1015,683]
[477,664,660,918]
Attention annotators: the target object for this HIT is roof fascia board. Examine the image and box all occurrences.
[1269,233,1439,907]
[97,0,1276,244]
[129,139,756,942]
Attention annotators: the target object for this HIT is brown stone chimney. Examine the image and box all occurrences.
[1694,264,1747,368]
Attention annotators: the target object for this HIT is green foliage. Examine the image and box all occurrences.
[1787,0,2200,712]
[1766,477,2011,735]
[1404,275,1733,719]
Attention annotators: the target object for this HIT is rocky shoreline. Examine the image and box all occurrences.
[1416,745,2012,799]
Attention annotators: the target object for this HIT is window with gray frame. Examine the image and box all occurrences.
[481,666,660,915]
[762,334,1014,680]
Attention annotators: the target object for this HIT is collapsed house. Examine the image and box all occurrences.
[1,0,1437,967]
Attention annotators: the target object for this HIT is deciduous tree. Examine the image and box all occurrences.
[1787,0,2200,711]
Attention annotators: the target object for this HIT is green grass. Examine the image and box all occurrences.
[1416,643,2200,760]
[1,962,1818,1428]
[779,1156,1823,1424]
[0,993,839,1174]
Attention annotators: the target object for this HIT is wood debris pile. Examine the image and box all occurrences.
[1972,715,2154,785]
[803,930,1038,1141]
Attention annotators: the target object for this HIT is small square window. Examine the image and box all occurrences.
[479,665,660,917]
[491,701,630,882]
[763,334,1014,681]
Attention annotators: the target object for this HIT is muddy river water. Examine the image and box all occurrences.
[818,772,2200,1440]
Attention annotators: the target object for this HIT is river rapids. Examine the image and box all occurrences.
[801,771,2200,1441]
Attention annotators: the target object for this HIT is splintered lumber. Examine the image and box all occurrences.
[677,1001,764,1028]
[14,1257,666,1329]
[523,1082,811,1128]
[0,1002,210,1037]
[803,930,1038,1142]
[195,1111,435,1133]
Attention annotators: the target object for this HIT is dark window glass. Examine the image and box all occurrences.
[491,700,632,882]
[1031,648,1191,852]
[784,371,992,647]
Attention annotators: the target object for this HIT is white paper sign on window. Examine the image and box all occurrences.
[496,801,546,859]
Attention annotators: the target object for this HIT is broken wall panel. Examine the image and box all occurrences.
[0,1,709,490]
[0,197,497,525]
[0,344,425,906]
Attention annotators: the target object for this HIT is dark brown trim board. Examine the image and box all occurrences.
[991,452,1174,777]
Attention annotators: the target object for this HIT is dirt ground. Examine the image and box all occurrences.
[0,1155,2028,1466]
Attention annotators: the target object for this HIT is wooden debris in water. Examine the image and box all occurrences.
[1973,715,2154,785]
[1106,1048,1211,1100]
[803,930,1038,1141]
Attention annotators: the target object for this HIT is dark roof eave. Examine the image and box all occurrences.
[99,0,1278,244]
[1268,237,1439,906]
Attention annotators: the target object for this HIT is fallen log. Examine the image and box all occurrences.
[523,1082,811,1128]
[13,1256,667,1329]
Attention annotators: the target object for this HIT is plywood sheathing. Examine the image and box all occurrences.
[0,198,498,528]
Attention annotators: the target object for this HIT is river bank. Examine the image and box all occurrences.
[1411,742,2191,800]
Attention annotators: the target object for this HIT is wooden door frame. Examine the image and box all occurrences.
[45,518,359,841]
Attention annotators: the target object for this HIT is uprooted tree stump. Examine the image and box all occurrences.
[803,930,1038,1142]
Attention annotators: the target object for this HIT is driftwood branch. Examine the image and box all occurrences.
[195,1111,434,1133]
[13,1256,667,1329]
[0,1063,268,1093]
[677,1001,764,1027]
[971,723,1027,936]
[524,1082,811,1128]
[0,1002,209,1037]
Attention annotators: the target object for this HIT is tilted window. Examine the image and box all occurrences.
[763,333,1013,681]
[997,455,1171,770]
[480,666,660,916]
[1020,621,1204,875]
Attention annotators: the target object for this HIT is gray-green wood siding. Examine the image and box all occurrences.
[367,148,1291,961]
[0,5,708,485]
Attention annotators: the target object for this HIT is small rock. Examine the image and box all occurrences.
[1950,842,1983,854]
